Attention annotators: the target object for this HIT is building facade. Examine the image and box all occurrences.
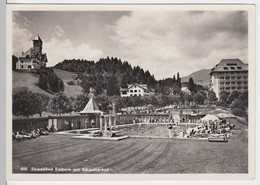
[16,34,48,71]
[120,83,150,97]
[209,59,248,99]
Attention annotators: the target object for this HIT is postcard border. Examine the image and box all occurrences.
[6,4,256,181]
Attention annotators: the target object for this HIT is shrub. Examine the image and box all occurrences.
[231,108,246,117]
[67,81,75,86]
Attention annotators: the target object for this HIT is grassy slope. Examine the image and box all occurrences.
[53,69,83,98]
[13,69,83,98]
[12,71,53,97]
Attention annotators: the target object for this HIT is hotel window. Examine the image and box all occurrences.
[21,65,23,68]
[139,90,141,92]
[225,82,230,85]
[237,81,241,85]
[230,67,235,70]
[243,76,247,79]
[21,60,23,63]
[225,76,230,80]
[223,67,228,70]
[231,81,236,85]
[232,87,236,90]
[220,76,224,79]
[243,81,247,84]
[237,76,241,79]
[243,87,248,90]
[226,87,230,90]
[28,65,31,68]
[237,66,242,70]
[231,76,236,79]
[237,87,242,90]
[134,90,137,92]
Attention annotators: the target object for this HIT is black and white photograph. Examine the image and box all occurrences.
[6,4,255,181]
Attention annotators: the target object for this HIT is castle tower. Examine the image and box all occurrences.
[32,34,43,59]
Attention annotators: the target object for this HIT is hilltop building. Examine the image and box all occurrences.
[16,34,48,71]
[209,59,248,99]
[120,83,154,97]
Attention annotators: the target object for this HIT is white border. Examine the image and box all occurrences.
[4,2,257,183]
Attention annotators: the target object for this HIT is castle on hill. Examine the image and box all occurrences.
[16,34,48,71]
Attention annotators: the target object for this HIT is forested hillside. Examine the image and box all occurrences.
[54,57,204,95]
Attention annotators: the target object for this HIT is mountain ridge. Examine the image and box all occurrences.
[182,69,211,88]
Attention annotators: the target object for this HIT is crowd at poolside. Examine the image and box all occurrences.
[13,124,57,141]
[168,118,235,139]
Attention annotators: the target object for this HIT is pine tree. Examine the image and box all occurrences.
[188,77,195,93]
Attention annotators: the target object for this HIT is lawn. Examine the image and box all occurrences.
[13,118,248,174]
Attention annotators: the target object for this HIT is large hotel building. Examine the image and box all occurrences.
[209,59,248,99]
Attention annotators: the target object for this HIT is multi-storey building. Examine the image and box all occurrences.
[120,83,151,97]
[209,59,248,99]
[16,34,48,71]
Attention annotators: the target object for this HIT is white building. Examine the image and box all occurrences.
[181,86,191,95]
[209,59,248,99]
[16,34,48,71]
[120,83,150,97]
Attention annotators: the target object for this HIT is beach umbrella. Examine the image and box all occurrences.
[201,114,219,122]
[217,113,235,118]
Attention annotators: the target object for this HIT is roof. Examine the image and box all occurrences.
[120,88,128,92]
[210,59,248,75]
[33,34,42,42]
[127,83,148,90]
[19,48,35,58]
[79,97,102,114]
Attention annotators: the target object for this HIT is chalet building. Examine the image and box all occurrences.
[209,59,248,99]
[181,86,191,95]
[120,83,152,97]
[16,34,48,71]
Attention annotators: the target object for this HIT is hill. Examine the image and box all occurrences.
[13,70,83,98]
[13,71,53,97]
[53,69,83,97]
[182,69,211,88]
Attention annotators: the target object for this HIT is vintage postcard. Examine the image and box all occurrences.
[6,4,256,181]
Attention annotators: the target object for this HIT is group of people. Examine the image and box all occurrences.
[167,118,235,139]
[13,124,57,141]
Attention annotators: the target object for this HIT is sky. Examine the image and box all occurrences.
[13,11,248,80]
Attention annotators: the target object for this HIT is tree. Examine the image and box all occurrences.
[38,68,64,93]
[13,89,49,118]
[228,90,242,105]
[230,99,247,117]
[184,93,193,104]
[12,55,18,71]
[176,72,181,88]
[230,99,245,110]
[74,94,90,112]
[208,91,217,103]
[48,93,71,115]
[96,94,110,113]
[219,90,229,104]
[193,91,206,104]
[106,76,120,96]
[187,77,195,93]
